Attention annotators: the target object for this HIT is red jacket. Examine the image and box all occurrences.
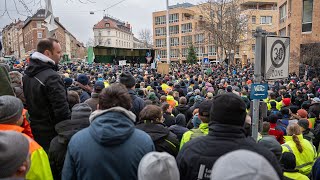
[269,123,284,144]
[22,109,34,139]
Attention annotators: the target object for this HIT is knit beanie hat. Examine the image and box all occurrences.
[258,136,282,160]
[210,93,246,126]
[64,78,73,86]
[297,109,308,119]
[211,150,279,180]
[71,103,92,121]
[77,74,89,85]
[297,119,309,130]
[0,131,29,178]
[0,95,24,124]
[119,72,136,88]
[138,152,179,180]
[282,98,291,106]
[280,152,296,170]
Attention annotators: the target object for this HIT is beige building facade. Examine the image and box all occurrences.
[152,1,278,64]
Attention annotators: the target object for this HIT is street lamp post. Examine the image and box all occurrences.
[166,0,170,64]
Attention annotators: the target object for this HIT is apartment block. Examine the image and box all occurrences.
[152,1,278,64]
[277,0,320,73]
[1,20,24,58]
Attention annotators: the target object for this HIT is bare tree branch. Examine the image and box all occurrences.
[138,28,153,49]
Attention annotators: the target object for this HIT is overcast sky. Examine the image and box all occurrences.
[0,0,202,44]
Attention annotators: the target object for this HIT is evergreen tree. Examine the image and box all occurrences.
[187,44,197,64]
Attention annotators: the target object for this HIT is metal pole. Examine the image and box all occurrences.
[166,0,170,64]
[252,27,263,141]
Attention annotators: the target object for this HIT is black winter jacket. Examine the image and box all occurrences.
[136,122,179,157]
[23,57,71,151]
[163,112,176,127]
[176,124,283,180]
[128,89,145,122]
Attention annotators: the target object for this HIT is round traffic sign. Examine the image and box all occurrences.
[270,40,286,68]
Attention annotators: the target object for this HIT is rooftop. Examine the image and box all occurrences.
[169,2,194,9]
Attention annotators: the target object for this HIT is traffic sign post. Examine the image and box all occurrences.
[264,36,290,80]
[252,27,264,141]
[250,84,268,100]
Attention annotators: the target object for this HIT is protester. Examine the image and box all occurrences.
[62,83,154,179]
[297,119,315,142]
[49,103,91,180]
[23,38,71,152]
[0,131,30,179]
[211,150,280,180]
[138,152,179,180]
[180,100,211,149]
[176,93,283,180]
[76,74,91,102]
[84,81,104,111]
[168,114,189,142]
[136,105,179,156]
[119,72,145,122]
[282,123,317,176]
[258,136,282,160]
[280,152,309,180]
[162,103,176,127]
[0,95,53,179]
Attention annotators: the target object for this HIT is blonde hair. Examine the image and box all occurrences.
[286,124,303,153]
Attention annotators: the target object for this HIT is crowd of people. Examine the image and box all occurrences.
[0,38,320,180]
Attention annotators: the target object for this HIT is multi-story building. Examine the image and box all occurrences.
[1,20,24,58]
[240,0,278,64]
[93,15,146,49]
[152,1,278,64]
[22,9,66,55]
[277,0,319,73]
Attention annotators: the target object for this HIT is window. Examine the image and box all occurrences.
[107,39,111,45]
[252,30,256,38]
[170,49,179,58]
[236,46,240,55]
[194,46,205,57]
[252,44,256,52]
[155,27,166,36]
[182,48,188,57]
[105,23,110,28]
[155,16,166,25]
[252,16,256,24]
[169,13,179,23]
[155,39,166,47]
[288,25,291,36]
[108,31,110,35]
[260,16,272,24]
[210,10,215,18]
[37,32,42,39]
[302,0,313,32]
[37,22,42,28]
[170,37,179,46]
[279,27,286,36]
[279,4,287,23]
[181,36,192,46]
[208,46,216,56]
[194,34,204,44]
[157,50,167,58]
[116,40,118,46]
[181,23,192,33]
[169,25,179,35]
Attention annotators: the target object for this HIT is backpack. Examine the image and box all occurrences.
[189,128,206,140]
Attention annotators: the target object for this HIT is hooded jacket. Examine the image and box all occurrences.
[23,52,71,151]
[128,89,145,122]
[49,103,91,180]
[169,114,189,142]
[136,122,179,157]
[62,107,154,180]
[176,124,283,180]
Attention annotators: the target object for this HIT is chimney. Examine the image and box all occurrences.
[127,23,130,29]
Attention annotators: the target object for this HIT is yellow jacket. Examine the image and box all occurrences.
[180,123,209,149]
[0,124,53,180]
[267,99,282,111]
[282,134,317,176]
[283,171,309,180]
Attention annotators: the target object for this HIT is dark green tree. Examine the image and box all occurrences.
[187,44,197,64]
